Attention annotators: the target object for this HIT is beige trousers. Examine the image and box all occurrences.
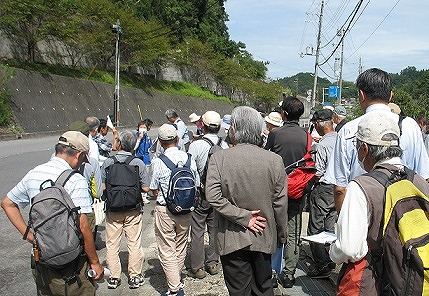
[154,205,191,292]
[105,210,144,278]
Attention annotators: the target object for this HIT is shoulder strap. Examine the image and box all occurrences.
[398,114,406,136]
[201,137,215,147]
[159,154,177,170]
[55,170,78,187]
[306,132,312,152]
[216,137,222,146]
[124,155,135,165]
[365,165,411,188]
[112,156,119,164]
[184,153,192,168]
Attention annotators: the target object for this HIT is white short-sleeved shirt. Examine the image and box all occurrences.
[88,135,100,163]
[324,104,429,187]
[7,157,92,213]
[150,147,199,205]
[175,119,190,145]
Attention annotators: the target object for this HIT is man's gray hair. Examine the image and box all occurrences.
[165,109,178,119]
[118,130,137,152]
[317,119,333,130]
[357,136,402,162]
[85,116,100,132]
[230,106,263,146]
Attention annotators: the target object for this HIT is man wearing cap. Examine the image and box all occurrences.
[101,130,150,289]
[324,68,429,213]
[263,111,282,148]
[189,113,203,140]
[1,131,104,294]
[306,109,337,278]
[265,96,309,288]
[69,120,103,236]
[187,111,228,279]
[150,124,199,296]
[329,112,429,295]
[333,106,347,132]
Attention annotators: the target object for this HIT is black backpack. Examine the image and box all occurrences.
[24,170,83,268]
[159,154,198,215]
[104,155,142,212]
[199,137,223,193]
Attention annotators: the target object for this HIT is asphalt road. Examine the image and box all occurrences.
[0,131,337,296]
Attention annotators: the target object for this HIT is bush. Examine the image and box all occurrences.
[0,66,14,127]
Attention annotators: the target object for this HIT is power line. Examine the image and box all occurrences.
[345,0,402,61]
[319,0,364,66]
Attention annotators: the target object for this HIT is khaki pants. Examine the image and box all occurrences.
[105,210,144,279]
[154,205,191,292]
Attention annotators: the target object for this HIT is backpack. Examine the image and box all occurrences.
[199,137,224,193]
[366,165,429,296]
[286,132,317,199]
[24,170,83,268]
[104,155,142,212]
[159,153,199,215]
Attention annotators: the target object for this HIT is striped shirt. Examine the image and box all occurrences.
[7,157,92,213]
[150,147,199,205]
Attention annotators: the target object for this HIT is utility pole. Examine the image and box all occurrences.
[112,19,122,127]
[337,28,345,106]
[311,1,324,108]
[358,57,363,75]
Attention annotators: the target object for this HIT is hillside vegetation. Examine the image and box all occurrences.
[0,0,289,111]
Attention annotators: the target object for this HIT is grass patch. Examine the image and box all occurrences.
[2,60,232,103]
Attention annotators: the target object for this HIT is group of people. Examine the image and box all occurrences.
[2,67,429,296]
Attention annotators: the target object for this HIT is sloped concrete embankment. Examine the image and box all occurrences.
[6,69,235,133]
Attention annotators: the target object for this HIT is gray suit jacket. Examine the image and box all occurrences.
[205,143,288,256]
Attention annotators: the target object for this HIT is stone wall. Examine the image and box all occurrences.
[6,69,235,133]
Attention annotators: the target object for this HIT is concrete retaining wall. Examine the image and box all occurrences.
[6,69,235,133]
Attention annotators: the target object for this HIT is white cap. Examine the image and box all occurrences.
[265,112,282,127]
[356,112,400,147]
[158,124,177,141]
[58,131,89,153]
[188,113,201,123]
[202,111,221,127]
[388,103,401,115]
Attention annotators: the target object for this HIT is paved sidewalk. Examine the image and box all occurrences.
[92,202,338,295]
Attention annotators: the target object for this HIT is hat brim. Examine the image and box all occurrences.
[221,121,230,130]
[265,117,282,127]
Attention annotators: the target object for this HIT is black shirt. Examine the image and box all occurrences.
[264,121,308,168]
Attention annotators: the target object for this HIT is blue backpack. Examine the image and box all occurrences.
[159,154,199,215]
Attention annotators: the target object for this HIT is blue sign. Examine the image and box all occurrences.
[328,86,340,98]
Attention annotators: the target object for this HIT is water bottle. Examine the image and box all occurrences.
[87,267,111,279]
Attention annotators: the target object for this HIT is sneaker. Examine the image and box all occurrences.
[205,264,219,275]
[307,266,331,279]
[188,268,206,279]
[107,277,121,289]
[128,274,145,289]
[271,270,279,288]
[164,288,185,296]
[279,273,295,288]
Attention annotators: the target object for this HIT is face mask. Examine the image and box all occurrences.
[357,143,367,171]
[139,127,147,134]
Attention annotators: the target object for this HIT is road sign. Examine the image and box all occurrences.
[328,86,340,98]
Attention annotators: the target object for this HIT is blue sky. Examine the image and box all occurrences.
[225,0,429,83]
